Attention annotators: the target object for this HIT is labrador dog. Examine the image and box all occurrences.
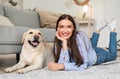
[5,29,54,74]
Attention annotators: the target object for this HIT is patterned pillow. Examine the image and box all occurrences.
[0,15,14,26]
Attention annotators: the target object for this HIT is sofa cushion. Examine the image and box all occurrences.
[3,5,41,28]
[38,10,61,28]
[0,4,4,16]
[0,15,14,26]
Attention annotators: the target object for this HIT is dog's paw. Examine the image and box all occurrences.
[4,67,14,73]
[16,69,28,74]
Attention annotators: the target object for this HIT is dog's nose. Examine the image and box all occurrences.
[34,35,39,40]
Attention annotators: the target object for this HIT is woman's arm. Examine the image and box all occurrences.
[48,62,87,71]
[64,62,87,71]
[47,62,65,71]
[56,31,67,50]
[48,48,88,71]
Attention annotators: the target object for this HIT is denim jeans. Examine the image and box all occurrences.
[91,32,117,65]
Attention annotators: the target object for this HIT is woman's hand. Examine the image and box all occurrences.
[56,31,68,50]
[47,62,65,71]
[56,31,66,42]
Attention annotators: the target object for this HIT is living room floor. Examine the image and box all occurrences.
[0,54,16,73]
[0,51,120,79]
[0,51,120,74]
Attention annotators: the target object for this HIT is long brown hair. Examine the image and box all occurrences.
[53,14,83,66]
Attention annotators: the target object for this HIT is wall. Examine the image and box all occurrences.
[22,0,35,10]
[35,0,83,17]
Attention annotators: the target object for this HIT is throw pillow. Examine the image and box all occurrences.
[0,15,14,26]
[37,10,62,28]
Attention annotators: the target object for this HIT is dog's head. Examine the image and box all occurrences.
[22,29,43,48]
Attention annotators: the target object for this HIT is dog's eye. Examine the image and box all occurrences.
[38,32,41,35]
[29,32,33,34]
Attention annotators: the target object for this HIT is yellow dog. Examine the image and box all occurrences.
[5,29,54,74]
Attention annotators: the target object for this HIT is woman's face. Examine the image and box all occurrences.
[57,19,74,40]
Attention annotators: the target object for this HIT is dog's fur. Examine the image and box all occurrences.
[5,29,54,74]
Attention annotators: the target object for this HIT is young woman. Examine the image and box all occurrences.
[47,14,117,71]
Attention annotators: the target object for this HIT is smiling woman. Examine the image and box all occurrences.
[74,0,89,6]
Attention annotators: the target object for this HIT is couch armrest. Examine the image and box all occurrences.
[0,25,30,44]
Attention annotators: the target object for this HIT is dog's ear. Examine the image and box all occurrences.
[22,32,27,44]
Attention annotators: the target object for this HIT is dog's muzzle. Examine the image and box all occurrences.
[28,36,40,47]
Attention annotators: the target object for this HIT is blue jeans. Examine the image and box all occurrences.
[91,32,117,65]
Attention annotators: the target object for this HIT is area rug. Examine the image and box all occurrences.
[0,54,120,79]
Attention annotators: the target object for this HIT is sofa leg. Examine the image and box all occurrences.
[16,53,20,63]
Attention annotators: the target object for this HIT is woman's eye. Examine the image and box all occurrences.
[58,25,72,28]
[29,32,33,34]
[67,25,72,28]
[58,25,64,28]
